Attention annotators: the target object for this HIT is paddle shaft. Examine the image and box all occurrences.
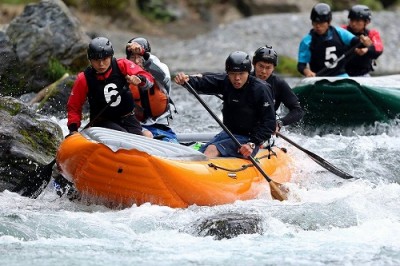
[183,82,287,201]
[276,132,356,179]
[14,88,127,198]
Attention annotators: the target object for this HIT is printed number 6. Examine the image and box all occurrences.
[104,84,121,107]
[325,46,338,68]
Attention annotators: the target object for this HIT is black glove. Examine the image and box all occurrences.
[137,75,146,83]
[66,123,78,138]
[143,52,150,61]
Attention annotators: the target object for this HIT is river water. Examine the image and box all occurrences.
[1,84,400,266]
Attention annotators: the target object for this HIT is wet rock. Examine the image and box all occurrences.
[0,96,63,192]
[3,0,90,95]
[0,31,19,95]
[194,213,263,240]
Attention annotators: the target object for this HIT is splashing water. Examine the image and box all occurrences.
[1,86,400,265]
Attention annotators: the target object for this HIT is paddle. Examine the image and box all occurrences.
[316,42,363,76]
[183,81,288,201]
[276,132,356,179]
[12,88,127,198]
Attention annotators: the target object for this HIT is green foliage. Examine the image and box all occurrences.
[137,0,177,22]
[19,129,38,149]
[83,0,131,15]
[62,0,80,8]
[360,0,384,10]
[0,99,22,116]
[19,127,60,155]
[275,56,301,77]
[352,0,383,10]
[0,0,38,4]
[320,0,384,10]
[46,58,69,81]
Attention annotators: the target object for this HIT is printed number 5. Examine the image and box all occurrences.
[325,46,338,68]
[104,84,121,107]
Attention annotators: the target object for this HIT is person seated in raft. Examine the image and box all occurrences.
[125,36,178,143]
[341,4,384,77]
[67,37,155,136]
[174,51,276,159]
[251,45,304,132]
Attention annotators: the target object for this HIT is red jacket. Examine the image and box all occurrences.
[341,24,383,75]
[67,58,154,129]
[341,24,383,53]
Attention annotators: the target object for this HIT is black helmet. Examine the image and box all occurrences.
[252,45,278,66]
[126,37,151,58]
[310,3,332,23]
[225,51,252,73]
[348,5,371,21]
[87,37,114,60]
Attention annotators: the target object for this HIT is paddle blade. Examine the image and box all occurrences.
[276,132,356,180]
[269,181,288,201]
[12,159,56,199]
[309,157,355,179]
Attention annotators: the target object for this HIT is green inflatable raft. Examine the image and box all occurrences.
[293,75,400,128]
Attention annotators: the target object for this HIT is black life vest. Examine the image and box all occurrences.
[84,58,134,121]
[310,26,346,76]
[345,27,373,76]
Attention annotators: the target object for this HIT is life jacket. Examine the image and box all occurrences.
[129,81,169,122]
[85,58,134,121]
[309,26,347,76]
[344,27,382,76]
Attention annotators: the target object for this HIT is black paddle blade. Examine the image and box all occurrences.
[12,159,56,199]
[309,157,355,179]
[276,133,356,180]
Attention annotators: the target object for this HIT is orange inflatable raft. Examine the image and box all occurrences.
[56,127,292,208]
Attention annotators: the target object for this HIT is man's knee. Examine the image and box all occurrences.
[204,144,220,157]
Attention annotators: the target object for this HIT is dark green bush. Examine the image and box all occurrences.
[275,56,301,77]
[46,58,69,81]
[137,0,177,22]
[1,0,38,4]
[320,0,384,10]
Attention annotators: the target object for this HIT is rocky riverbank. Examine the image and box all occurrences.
[2,2,399,76]
[88,11,399,76]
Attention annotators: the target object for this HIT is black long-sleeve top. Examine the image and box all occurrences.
[265,73,304,126]
[187,73,276,145]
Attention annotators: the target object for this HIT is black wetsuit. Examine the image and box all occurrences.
[263,73,304,126]
[187,73,275,145]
